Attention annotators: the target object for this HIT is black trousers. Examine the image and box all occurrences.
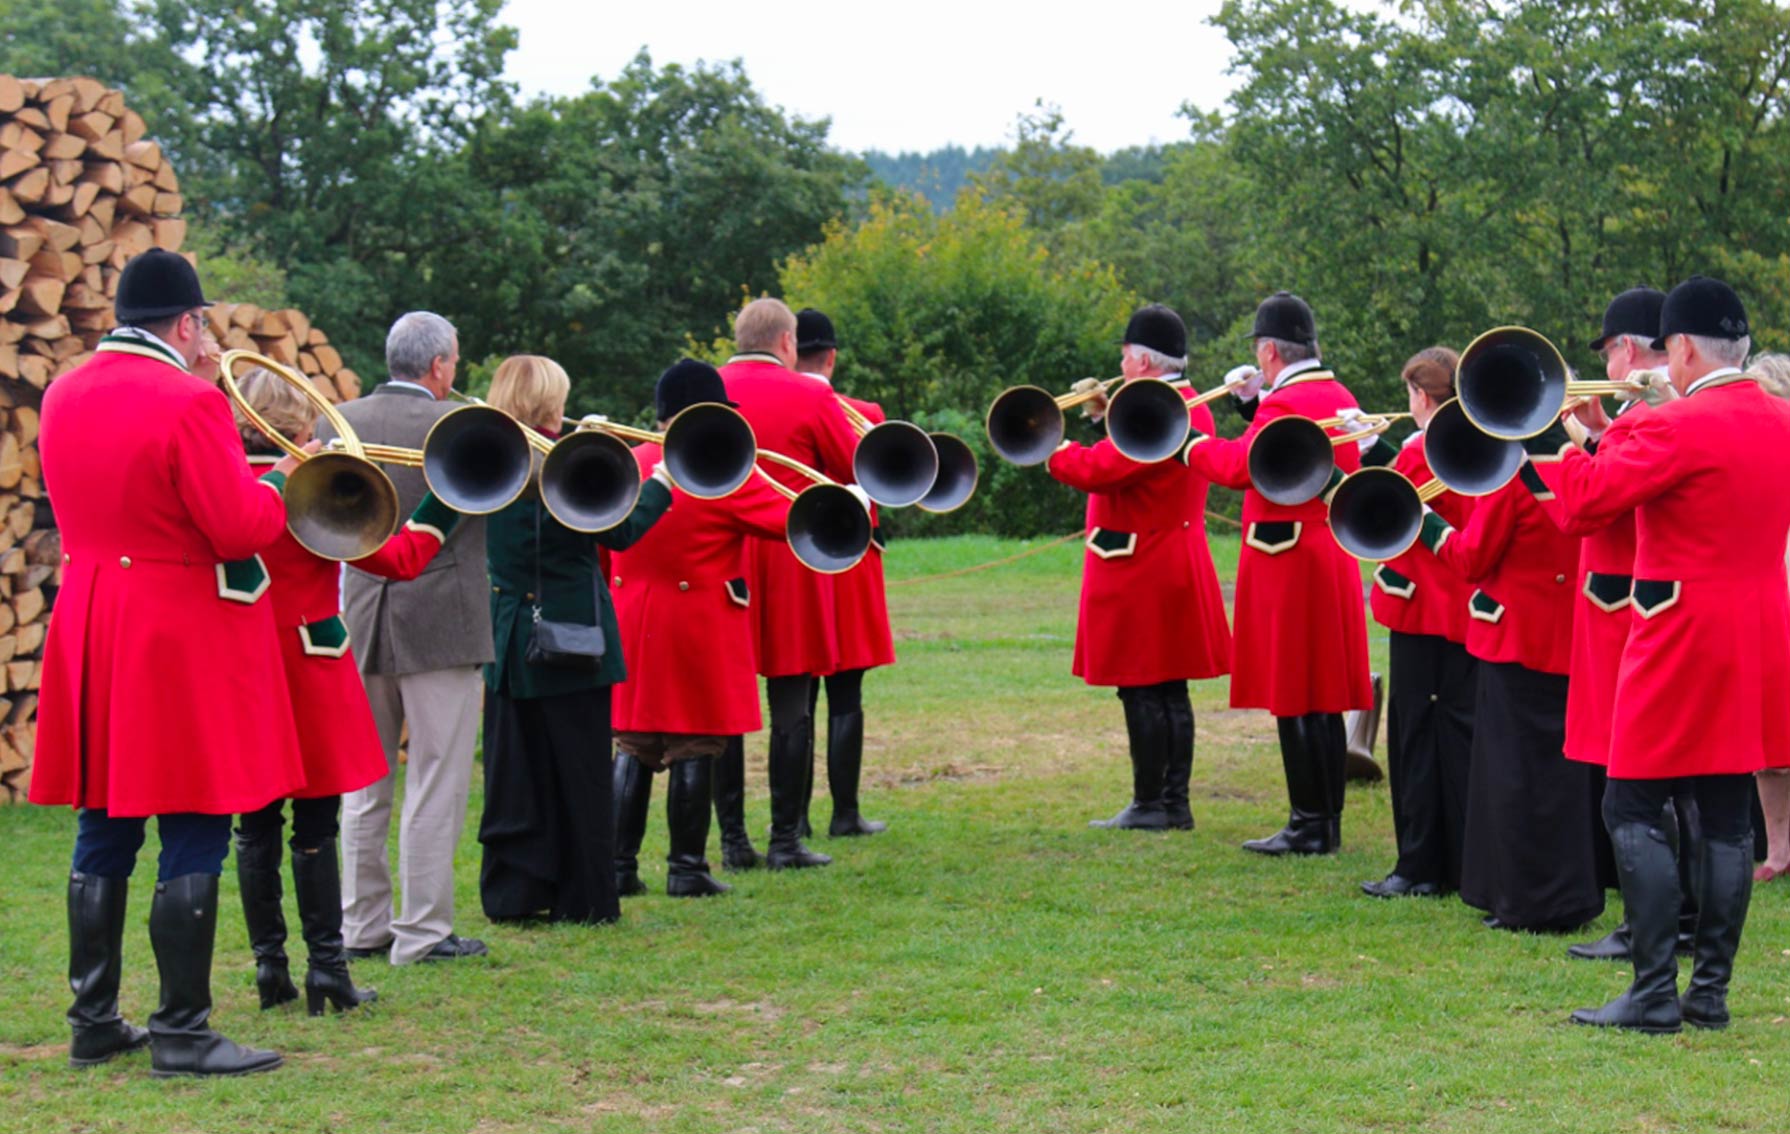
[72,809,231,880]
[1459,661,1603,929]
[478,687,618,925]
[1605,775,1754,841]
[237,795,341,850]
[1386,632,1477,889]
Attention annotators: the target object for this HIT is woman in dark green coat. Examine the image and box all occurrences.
[477,356,671,924]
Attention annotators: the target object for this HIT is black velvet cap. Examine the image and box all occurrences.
[1122,304,1187,359]
[114,248,210,323]
[1589,287,1666,351]
[1251,291,1316,345]
[1651,276,1749,350]
[655,359,736,420]
[795,308,837,353]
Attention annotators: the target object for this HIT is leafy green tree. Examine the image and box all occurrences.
[0,0,189,128]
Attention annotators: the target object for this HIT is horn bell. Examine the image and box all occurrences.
[1328,467,1425,562]
[1425,398,1523,496]
[1106,378,1192,463]
[283,452,401,562]
[986,386,1066,467]
[420,404,534,515]
[1247,416,1338,506]
[662,403,757,499]
[540,431,642,533]
[917,432,979,514]
[1456,326,1569,440]
[786,484,872,574]
[854,420,940,508]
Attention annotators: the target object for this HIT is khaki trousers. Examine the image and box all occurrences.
[341,666,482,965]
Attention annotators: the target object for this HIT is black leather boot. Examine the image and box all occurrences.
[66,873,150,1068]
[291,841,377,1016]
[766,725,831,870]
[1161,685,1196,831]
[1567,923,1632,961]
[796,711,816,841]
[1680,833,1754,1030]
[1243,717,1335,855]
[713,737,761,871]
[1092,688,1172,830]
[666,759,731,897]
[147,874,283,1077]
[1674,795,1701,957]
[1571,822,1683,1033]
[612,753,653,897]
[234,825,298,1010]
[1318,712,1348,850]
[826,709,887,836]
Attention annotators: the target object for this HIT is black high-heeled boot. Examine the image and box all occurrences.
[291,841,377,1016]
[147,874,284,1077]
[66,873,151,1068]
[234,825,298,1010]
[666,759,730,897]
[612,753,654,896]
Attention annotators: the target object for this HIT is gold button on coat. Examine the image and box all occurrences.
[119,556,132,568]
[678,581,690,591]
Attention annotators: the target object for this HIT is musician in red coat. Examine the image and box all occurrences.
[33,251,299,1076]
[718,298,860,870]
[1415,434,1600,932]
[609,362,790,897]
[1047,305,1230,830]
[226,365,461,1017]
[1359,348,1479,899]
[795,309,894,838]
[1183,292,1372,855]
[1533,277,1790,1033]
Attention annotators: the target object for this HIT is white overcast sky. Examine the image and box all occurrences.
[499,0,1273,154]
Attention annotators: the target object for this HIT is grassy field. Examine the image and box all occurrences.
[1,532,1787,1133]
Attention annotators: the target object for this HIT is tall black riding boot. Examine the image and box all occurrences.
[713,737,761,871]
[291,841,377,1016]
[1317,712,1349,850]
[1242,717,1335,855]
[1162,686,1196,831]
[66,873,150,1068]
[1674,796,1701,956]
[1571,822,1683,1033]
[797,711,817,840]
[827,709,887,836]
[613,754,654,897]
[147,874,283,1077]
[1091,689,1172,830]
[234,825,298,1010]
[667,759,731,897]
[767,725,831,870]
[1680,833,1754,1029]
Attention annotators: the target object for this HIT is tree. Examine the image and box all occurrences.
[0,0,191,137]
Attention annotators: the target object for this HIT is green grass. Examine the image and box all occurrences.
[2,532,1787,1132]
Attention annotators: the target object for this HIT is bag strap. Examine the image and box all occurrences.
[532,504,543,625]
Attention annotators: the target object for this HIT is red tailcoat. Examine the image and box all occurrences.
[1531,403,1649,766]
[32,347,306,817]
[831,394,896,673]
[721,356,859,678]
[1536,378,1790,778]
[610,442,790,734]
[257,486,449,799]
[1047,388,1230,686]
[1429,476,1578,674]
[1183,369,1371,714]
[1369,434,1475,645]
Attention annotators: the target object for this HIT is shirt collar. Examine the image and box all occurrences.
[101,326,189,371]
[728,352,786,367]
[1685,367,1743,397]
[1269,357,1323,392]
[385,378,437,399]
[798,370,833,387]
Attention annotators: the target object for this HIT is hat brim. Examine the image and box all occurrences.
[1587,335,1611,352]
[1648,335,1667,351]
[116,298,212,322]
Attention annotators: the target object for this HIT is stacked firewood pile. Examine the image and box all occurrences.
[0,75,359,802]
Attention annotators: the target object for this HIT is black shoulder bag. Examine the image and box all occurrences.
[524,503,606,669]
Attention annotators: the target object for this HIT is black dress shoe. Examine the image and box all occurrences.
[419,934,489,962]
[1241,822,1334,856]
[1360,874,1441,899]
[1482,915,1512,931]
[344,939,393,961]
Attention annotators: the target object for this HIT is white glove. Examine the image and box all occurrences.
[1070,377,1106,422]
[579,412,610,428]
[1628,368,1679,406]
[845,484,871,511]
[1335,407,1380,454]
[649,462,673,490]
[1560,414,1591,449]
[1225,364,1266,401]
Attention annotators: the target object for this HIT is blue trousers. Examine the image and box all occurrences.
[71,809,232,881]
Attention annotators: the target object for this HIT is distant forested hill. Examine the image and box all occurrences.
[861,145,1001,209]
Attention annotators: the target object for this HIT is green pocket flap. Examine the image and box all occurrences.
[1469,589,1505,623]
[216,556,271,604]
[298,616,352,657]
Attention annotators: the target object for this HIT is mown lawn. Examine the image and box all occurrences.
[1,532,1786,1133]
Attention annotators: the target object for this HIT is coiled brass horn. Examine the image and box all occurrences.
[547,403,759,532]
[1457,326,1642,440]
[986,378,1119,466]
[836,399,940,508]
[754,450,872,574]
[1245,412,1408,506]
[218,350,401,562]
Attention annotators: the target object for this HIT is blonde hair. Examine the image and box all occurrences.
[733,297,795,353]
[1746,352,1790,400]
[488,355,570,432]
[233,366,315,451]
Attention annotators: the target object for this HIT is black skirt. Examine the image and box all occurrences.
[1458,661,1604,929]
[1386,632,1478,890]
[478,686,619,925]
